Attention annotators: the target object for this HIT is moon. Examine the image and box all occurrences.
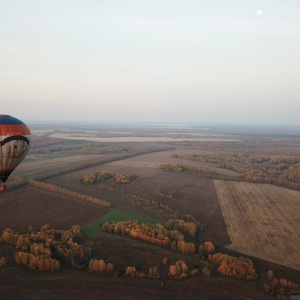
[257,9,263,15]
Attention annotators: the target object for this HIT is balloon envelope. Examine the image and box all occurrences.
[0,115,31,189]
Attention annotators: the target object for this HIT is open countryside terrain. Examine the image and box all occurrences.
[47,147,300,270]
[1,124,300,299]
[45,149,231,245]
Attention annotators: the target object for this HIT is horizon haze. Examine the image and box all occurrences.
[1,0,300,125]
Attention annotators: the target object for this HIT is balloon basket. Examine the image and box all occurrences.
[0,184,6,191]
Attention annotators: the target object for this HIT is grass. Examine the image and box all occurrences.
[81,208,163,238]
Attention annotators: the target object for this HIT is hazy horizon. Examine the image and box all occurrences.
[24,118,300,128]
[1,1,300,125]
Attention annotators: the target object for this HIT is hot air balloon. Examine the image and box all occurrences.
[0,115,31,191]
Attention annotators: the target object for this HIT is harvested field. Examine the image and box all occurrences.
[214,180,300,270]
[11,154,102,179]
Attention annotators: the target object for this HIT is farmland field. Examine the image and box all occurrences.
[0,185,110,233]
[45,149,231,244]
[214,180,300,270]
[13,154,103,179]
[1,123,300,299]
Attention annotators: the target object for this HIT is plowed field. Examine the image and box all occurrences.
[214,180,300,270]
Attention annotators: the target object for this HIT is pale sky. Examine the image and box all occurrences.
[1,0,300,125]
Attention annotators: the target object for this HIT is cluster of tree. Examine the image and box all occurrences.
[154,190,176,200]
[88,258,114,273]
[114,173,136,184]
[169,260,189,280]
[83,171,112,184]
[30,242,52,258]
[131,195,199,225]
[208,253,257,280]
[29,180,111,207]
[165,219,197,239]
[101,219,203,256]
[160,163,217,176]
[118,259,201,281]
[172,240,196,255]
[122,265,161,279]
[173,153,300,190]
[148,266,161,279]
[1,224,91,271]
[98,184,125,194]
[168,260,201,280]
[198,241,215,257]
[101,220,171,248]
[123,266,145,278]
[262,270,300,299]
[55,238,91,269]
[14,251,60,272]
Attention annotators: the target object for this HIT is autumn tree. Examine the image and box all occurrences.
[0,257,6,267]
[169,260,189,280]
[208,253,256,280]
[202,267,211,277]
[148,266,160,279]
[262,271,300,299]
[123,266,144,278]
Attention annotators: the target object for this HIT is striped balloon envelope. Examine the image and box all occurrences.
[0,115,31,190]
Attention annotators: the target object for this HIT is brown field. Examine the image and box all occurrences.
[214,180,300,270]
[0,265,273,300]
[0,186,109,233]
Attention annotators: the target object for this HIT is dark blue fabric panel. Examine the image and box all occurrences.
[0,115,24,125]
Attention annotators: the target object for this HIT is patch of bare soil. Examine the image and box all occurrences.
[0,186,109,233]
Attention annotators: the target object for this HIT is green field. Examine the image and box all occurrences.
[81,208,163,238]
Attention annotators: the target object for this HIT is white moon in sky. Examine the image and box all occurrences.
[257,9,263,15]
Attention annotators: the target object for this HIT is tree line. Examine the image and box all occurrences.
[173,153,300,190]
[114,173,136,184]
[154,190,177,200]
[160,163,218,176]
[29,179,111,207]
